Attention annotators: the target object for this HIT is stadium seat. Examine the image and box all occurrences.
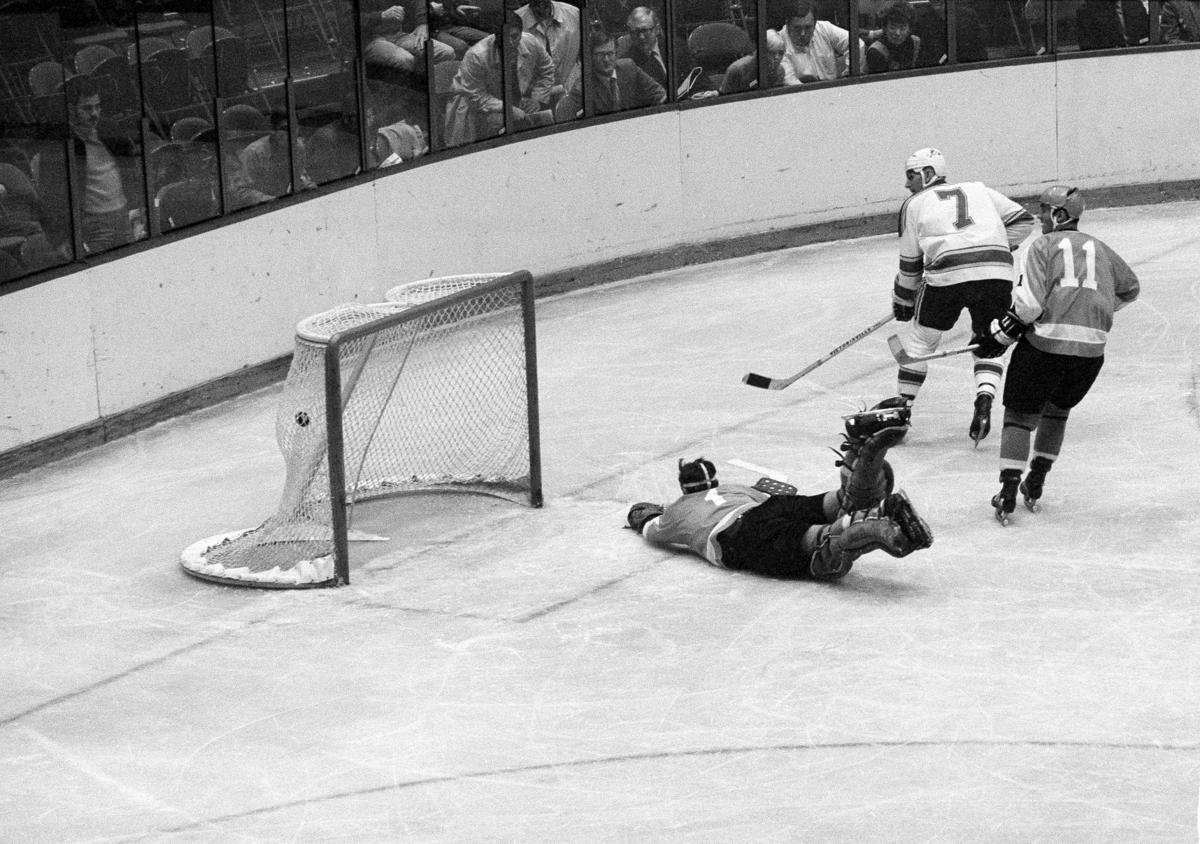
[687,22,753,75]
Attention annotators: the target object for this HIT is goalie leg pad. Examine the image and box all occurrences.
[805,505,915,580]
[837,412,908,513]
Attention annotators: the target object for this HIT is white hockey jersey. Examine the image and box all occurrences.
[897,180,1036,290]
[642,485,768,567]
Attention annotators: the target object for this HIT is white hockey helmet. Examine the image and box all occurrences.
[905,147,946,187]
[1039,184,1085,226]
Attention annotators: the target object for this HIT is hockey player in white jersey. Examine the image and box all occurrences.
[890,147,1036,444]
[625,404,933,580]
[973,185,1140,524]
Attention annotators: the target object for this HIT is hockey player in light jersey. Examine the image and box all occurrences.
[625,404,933,580]
[890,147,1036,444]
[973,185,1140,524]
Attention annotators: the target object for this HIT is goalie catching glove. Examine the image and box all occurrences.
[892,275,917,322]
[972,308,1029,359]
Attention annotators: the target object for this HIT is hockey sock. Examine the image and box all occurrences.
[896,365,926,399]
[972,359,1004,396]
[999,408,1037,473]
[1032,402,1069,458]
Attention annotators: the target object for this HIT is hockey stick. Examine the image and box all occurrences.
[743,313,893,390]
[887,334,980,365]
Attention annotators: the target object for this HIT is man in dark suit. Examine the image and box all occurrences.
[1119,0,1150,44]
[556,29,666,119]
[617,6,716,99]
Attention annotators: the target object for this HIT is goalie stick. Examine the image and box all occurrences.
[887,334,980,365]
[743,313,893,390]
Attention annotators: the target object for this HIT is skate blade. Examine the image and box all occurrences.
[1023,497,1041,513]
[991,495,1014,526]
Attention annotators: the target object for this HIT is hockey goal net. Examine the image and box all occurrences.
[181,271,542,588]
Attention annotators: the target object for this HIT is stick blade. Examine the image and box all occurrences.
[887,334,908,363]
[742,372,774,389]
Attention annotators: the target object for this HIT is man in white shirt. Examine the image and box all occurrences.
[516,0,580,102]
[778,0,864,82]
[66,75,142,254]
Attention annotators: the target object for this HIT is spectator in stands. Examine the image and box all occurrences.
[866,0,921,72]
[1118,0,1151,45]
[720,29,793,94]
[592,0,636,39]
[0,141,34,180]
[369,120,428,167]
[516,0,581,105]
[360,0,455,83]
[912,0,987,66]
[1076,1,1126,50]
[1024,0,1083,54]
[428,0,488,58]
[305,96,364,185]
[64,75,144,254]
[556,29,666,120]
[619,6,715,99]
[237,114,315,199]
[222,149,273,210]
[1161,0,1200,42]
[443,12,556,147]
[778,0,865,82]
[0,162,61,273]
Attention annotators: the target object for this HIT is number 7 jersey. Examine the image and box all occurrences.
[897,180,1036,290]
[1014,229,1140,357]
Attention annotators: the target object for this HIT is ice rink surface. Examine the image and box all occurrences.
[3,202,1199,842]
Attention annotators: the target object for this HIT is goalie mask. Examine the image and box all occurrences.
[904,147,946,190]
[678,457,718,493]
[1039,184,1084,232]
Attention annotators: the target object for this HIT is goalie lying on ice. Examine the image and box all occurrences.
[625,403,933,580]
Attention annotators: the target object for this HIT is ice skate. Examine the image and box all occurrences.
[991,470,1020,526]
[969,393,993,447]
[1019,457,1052,513]
[843,399,911,441]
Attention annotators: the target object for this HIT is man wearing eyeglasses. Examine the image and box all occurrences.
[556,28,666,119]
[618,6,715,99]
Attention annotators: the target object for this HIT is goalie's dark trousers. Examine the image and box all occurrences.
[717,494,829,578]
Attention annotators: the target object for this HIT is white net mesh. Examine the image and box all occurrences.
[384,273,509,308]
[182,274,537,588]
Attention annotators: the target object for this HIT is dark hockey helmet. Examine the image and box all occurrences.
[1039,185,1084,225]
[678,457,718,493]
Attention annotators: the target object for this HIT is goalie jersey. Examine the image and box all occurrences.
[1014,230,1140,357]
[642,485,769,568]
[897,181,1036,291]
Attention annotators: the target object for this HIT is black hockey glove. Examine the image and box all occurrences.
[972,309,1029,359]
[970,330,1008,359]
[892,276,916,322]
